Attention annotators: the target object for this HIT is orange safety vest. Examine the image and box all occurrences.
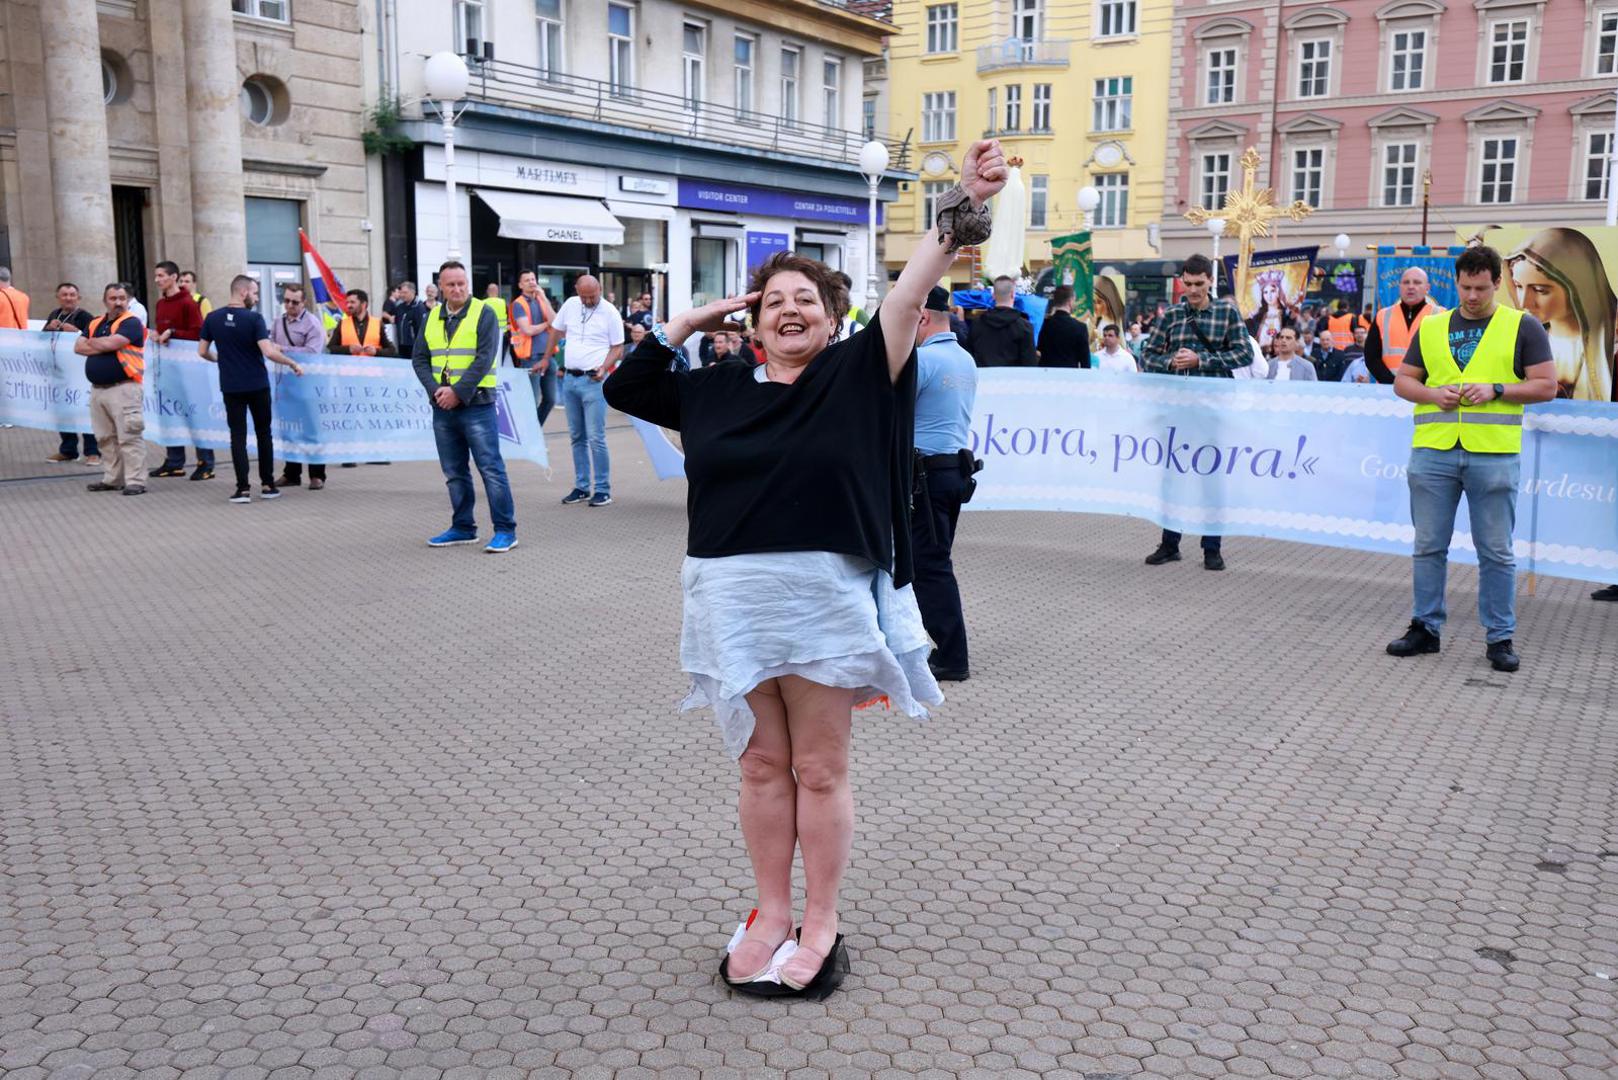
[1327,311,1360,339]
[1376,300,1440,369]
[509,295,538,360]
[88,311,145,382]
[0,284,29,329]
[339,314,381,350]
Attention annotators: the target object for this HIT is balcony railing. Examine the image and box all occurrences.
[976,38,1072,72]
[459,59,912,173]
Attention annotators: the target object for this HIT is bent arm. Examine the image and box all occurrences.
[1393,363,1432,404]
[258,339,297,368]
[76,334,128,356]
[1511,360,1559,404]
[603,339,683,429]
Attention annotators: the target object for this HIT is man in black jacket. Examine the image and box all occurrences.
[1036,285,1090,367]
[968,275,1036,367]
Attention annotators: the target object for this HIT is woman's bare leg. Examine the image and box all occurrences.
[730,678,796,978]
[777,675,855,983]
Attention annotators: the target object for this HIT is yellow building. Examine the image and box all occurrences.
[882,0,1172,285]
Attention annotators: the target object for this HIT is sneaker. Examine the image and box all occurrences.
[47,452,76,463]
[120,485,145,496]
[561,488,589,505]
[229,488,251,504]
[1203,551,1226,571]
[83,455,101,466]
[1386,620,1440,657]
[86,481,122,492]
[189,466,215,481]
[260,485,282,500]
[588,493,613,507]
[149,464,185,478]
[1144,544,1181,566]
[276,474,302,487]
[1486,640,1520,673]
[485,532,519,554]
[1592,584,1618,602]
[427,528,479,547]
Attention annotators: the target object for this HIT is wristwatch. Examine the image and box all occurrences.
[1492,383,1504,400]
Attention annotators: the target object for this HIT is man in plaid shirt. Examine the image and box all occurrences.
[1141,253,1253,571]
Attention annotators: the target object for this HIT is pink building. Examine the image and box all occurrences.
[1160,0,1617,258]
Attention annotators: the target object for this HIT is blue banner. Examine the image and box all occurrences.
[1376,255,1458,312]
[0,329,548,466]
[676,179,867,225]
[746,232,790,272]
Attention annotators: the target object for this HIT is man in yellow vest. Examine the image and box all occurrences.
[1386,245,1557,673]
[179,270,212,317]
[411,260,517,553]
[327,290,395,357]
[483,282,509,362]
[1364,267,1441,384]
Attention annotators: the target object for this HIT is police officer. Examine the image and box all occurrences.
[911,285,980,682]
[1385,245,1557,673]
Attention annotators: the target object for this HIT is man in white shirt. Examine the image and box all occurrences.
[1092,324,1137,373]
[542,275,624,506]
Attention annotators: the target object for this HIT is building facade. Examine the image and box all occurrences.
[378,0,907,314]
[0,0,372,312]
[1160,0,1617,259]
[882,0,1174,289]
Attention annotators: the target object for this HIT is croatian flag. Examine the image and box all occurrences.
[298,229,347,318]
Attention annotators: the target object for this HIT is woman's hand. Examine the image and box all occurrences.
[666,292,760,341]
[962,140,1008,208]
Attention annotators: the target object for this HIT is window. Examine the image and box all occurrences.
[823,58,841,126]
[781,47,800,125]
[1029,175,1048,228]
[1291,147,1324,207]
[1200,152,1231,210]
[922,180,952,229]
[1382,142,1418,206]
[683,23,706,110]
[1206,47,1237,105]
[1032,84,1052,132]
[1478,137,1517,203]
[735,35,755,113]
[1098,0,1136,38]
[455,0,483,54]
[1599,12,1618,75]
[232,0,288,21]
[536,0,563,78]
[1488,19,1527,83]
[1298,39,1330,98]
[925,4,958,54]
[922,91,956,142]
[240,77,283,126]
[1013,0,1044,44]
[1586,131,1613,201]
[1093,173,1128,227]
[1092,76,1132,131]
[1004,84,1022,132]
[101,56,118,104]
[608,3,634,94]
[692,237,732,307]
[863,97,876,139]
[986,87,997,133]
[1390,28,1425,91]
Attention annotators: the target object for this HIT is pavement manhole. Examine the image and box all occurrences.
[1476,946,1517,966]
[1535,859,1568,874]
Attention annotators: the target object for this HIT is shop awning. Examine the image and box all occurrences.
[474,189,624,246]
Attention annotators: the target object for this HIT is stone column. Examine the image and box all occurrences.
[40,0,117,293]
[180,0,247,300]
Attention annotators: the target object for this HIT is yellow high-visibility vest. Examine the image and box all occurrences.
[1411,307,1525,454]
[423,298,495,388]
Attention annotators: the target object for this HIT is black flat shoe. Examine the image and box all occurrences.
[929,663,970,682]
[719,931,849,1001]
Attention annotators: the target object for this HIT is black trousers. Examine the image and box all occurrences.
[1162,528,1222,554]
[222,388,275,490]
[280,461,327,482]
[909,465,970,672]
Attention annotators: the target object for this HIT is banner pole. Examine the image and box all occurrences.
[1525,423,1543,598]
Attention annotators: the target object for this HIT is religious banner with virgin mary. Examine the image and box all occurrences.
[1220,245,1318,351]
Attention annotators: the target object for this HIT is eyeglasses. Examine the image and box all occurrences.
[284,299,302,305]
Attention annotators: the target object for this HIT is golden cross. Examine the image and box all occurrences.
[1185,147,1314,303]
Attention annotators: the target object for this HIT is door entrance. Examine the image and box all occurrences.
[111,186,148,299]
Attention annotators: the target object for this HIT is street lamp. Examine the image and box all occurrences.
[1076,185,1100,228]
[1206,217,1227,297]
[424,51,471,262]
[857,139,890,308]
[1334,232,1352,259]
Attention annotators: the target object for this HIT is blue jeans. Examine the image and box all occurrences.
[561,374,610,496]
[58,431,99,457]
[432,401,515,534]
[528,364,557,428]
[163,445,215,468]
[1408,446,1519,643]
[1162,529,1221,554]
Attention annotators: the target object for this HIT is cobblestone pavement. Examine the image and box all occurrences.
[2,421,1615,1080]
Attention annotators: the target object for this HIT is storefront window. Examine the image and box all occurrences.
[601,218,666,270]
[692,237,732,306]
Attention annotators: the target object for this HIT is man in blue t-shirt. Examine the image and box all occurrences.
[910,285,980,682]
[198,274,303,504]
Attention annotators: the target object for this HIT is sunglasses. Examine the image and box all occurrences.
[284,298,302,305]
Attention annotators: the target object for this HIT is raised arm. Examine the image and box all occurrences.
[880,139,1006,383]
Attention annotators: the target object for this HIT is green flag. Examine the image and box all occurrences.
[1050,231,1094,321]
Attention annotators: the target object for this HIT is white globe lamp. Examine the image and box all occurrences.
[423,51,470,101]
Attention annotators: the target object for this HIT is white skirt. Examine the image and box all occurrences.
[679,551,944,759]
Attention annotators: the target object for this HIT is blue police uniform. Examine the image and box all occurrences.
[911,328,979,678]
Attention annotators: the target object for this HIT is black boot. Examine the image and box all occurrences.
[1144,544,1181,566]
[1386,620,1440,657]
[1591,584,1618,602]
[1486,640,1519,673]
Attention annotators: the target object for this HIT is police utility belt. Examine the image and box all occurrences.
[912,449,984,542]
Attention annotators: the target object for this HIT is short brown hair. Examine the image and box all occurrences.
[746,251,849,339]
[1455,244,1502,283]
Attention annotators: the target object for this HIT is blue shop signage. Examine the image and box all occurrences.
[746,232,790,271]
[677,179,867,225]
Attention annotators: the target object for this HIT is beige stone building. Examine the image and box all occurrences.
[0,0,372,313]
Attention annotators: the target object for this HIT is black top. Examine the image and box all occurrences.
[604,311,918,587]
[969,306,1037,367]
[84,313,145,387]
[1403,309,1551,380]
[1036,309,1091,368]
[45,307,94,335]
[201,307,271,393]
